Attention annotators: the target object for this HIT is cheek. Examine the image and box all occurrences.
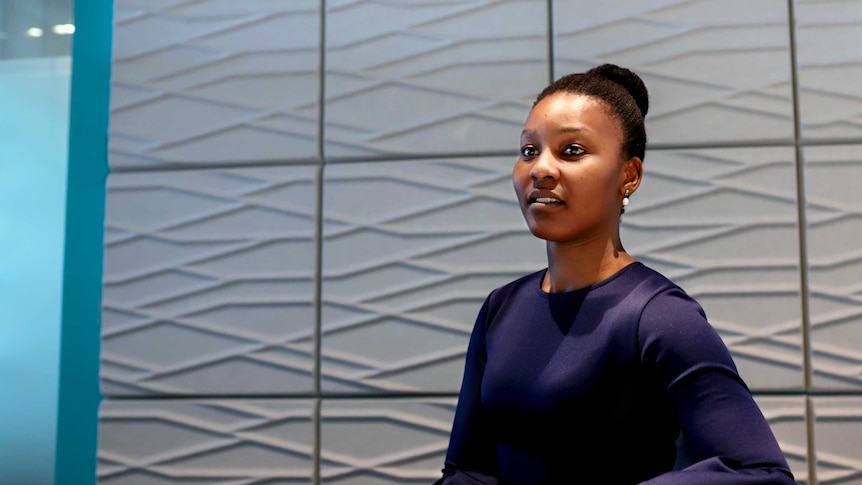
[582,164,620,192]
[512,165,527,196]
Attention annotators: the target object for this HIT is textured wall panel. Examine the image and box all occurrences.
[804,145,862,390]
[323,0,549,158]
[98,399,314,483]
[620,146,804,390]
[796,1,862,141]
[753,396,810,484]
[96,1,862,481]
[553,0,794,145]
[321,158,546,393]
[101,167,317,396]
[319,398,456,484]
[813,397,862,484]
[110,0,320,169]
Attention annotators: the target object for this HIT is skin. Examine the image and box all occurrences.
[513,92,643,293]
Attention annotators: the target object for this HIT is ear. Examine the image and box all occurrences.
[621,156,643,196]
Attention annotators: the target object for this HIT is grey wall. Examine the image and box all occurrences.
[97,1,862,484]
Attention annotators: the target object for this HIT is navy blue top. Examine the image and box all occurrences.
[439,262,794,485]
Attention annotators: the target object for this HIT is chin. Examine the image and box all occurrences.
[526,223,562,242]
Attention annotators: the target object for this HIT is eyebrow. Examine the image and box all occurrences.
[520,126,589,137]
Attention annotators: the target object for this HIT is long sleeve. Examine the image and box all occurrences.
[437,264,795,484]
[438,297,500,484]
[637,288,795,485]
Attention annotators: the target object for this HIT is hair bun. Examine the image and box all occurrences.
[588,64,649,118]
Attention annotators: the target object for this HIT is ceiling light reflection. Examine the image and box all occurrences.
[53,24,75,35]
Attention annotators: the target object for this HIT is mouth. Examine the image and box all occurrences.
[529,197,565,206]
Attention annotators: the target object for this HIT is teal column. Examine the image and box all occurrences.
[54,0,112,483]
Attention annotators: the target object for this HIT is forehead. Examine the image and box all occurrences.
[524,92,621,138]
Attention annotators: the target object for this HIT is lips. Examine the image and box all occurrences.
[527,191,565,206]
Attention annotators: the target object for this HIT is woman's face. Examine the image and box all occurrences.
[513,92,634,244]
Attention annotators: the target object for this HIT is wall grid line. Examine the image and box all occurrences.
[786,0,817,483]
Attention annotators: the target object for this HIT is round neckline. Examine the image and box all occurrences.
[535,261,642,299]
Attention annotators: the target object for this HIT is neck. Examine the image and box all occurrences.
[542,234,635,293]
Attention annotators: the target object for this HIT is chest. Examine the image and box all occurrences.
[480,298,641,415]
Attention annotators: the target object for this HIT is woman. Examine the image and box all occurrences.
[436,64,795,484]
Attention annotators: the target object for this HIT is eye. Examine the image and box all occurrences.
[521,145,539,158]
[562,144,585,156]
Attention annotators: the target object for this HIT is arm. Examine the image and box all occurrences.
[638,289,795,485]
[437,298,500,485]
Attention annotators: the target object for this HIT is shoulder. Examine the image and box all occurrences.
[635,268,712,341]
[633,267,740,390]
[493,268,546,294]
[613,263,708,327]
[466,269,544,336]
[625,262,683,298]
[484,269,545,310]
[598,262,682,322]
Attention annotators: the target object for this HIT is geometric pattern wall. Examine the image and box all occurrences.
[795,1,862,141]
[804,145,862,391]
[98,0,862,483]
[110,0,321,168]
[812,397,862,485]
[553,0,795,146]
[97,399,315,483]
[318,399,456,484]
[323,0,549,158]
[756,396,809,484]
[101,167,318,396]
[621,146,805,391]
[321,158,545,393]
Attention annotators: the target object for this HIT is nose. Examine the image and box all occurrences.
[530,151,558,181]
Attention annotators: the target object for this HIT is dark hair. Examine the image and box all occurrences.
[534,64,648,160]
